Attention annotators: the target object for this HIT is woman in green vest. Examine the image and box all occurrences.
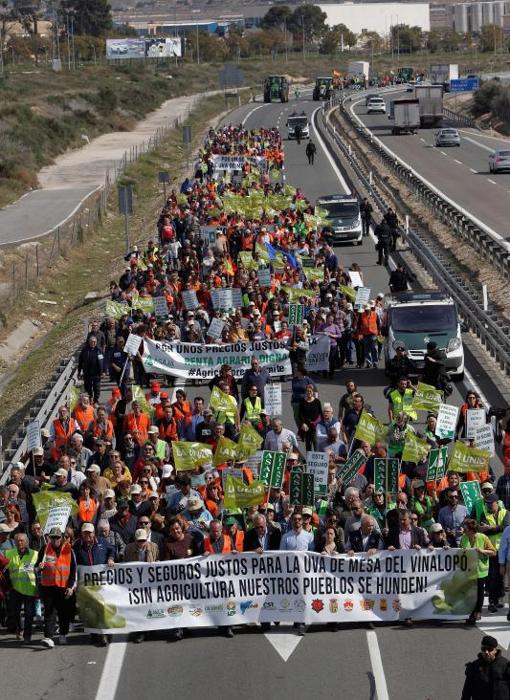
[387,411,415,458]
[5,532,38,643]
[461,518,496,625]
[240,384,264,430]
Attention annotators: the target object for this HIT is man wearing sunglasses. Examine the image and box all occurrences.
[461,635,510,699]
[438,488,468,546]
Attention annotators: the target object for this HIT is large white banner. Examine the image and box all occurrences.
[142,337,291,379]
[77,550,477,633]
[211,155,268,172]
[142,336,329,379]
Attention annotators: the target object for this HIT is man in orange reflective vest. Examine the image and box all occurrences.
[36,527,77,648]
[50,405,79,461]
[123,401,150,447]
[203,520,234,639]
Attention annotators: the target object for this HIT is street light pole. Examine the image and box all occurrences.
[66,13,71,70]
[196,23,200,64]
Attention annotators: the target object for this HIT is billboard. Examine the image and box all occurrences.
[106,37,183,60]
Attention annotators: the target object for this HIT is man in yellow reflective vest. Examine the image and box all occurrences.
[480,492,510,612]
[5,532,38,643]
[388,377,417,422]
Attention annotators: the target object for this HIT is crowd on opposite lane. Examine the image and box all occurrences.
[3,123,510,686]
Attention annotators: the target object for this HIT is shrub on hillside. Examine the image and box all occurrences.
[472,80,504,116]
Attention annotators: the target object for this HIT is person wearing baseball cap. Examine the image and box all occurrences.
[462,634,510,699]
[73,523,115,568]
[36,526,77,648]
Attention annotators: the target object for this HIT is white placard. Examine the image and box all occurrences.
[354,287,371,310]
[124,333,143,357]
[306,451,328,496]
[258,268,271,287]
[348,271,364,288]
[153,296,169,319]
[26,420,41,452]
[211,288,243,310]
[474,424,495,456]
[208,317,225,340]
[44,504,72,535]
[264,384,282,417]
[181,290,199,311]
[466,409,486,439]
[435,404,460,441]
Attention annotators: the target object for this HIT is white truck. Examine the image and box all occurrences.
[430,63,458,92]
[348,61,369,83]
[414,84,444,128]
[286,112,309,140]
[389,99,420,135]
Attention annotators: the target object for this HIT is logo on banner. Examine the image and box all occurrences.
[329,599,339,613]
[343,600,354,611]
[279,598,291,611]
[293,599,306,612]
[263,602,275,610]
[167,606,184,617]
[205,604,223,613]
[240,601,258,614]
[189,607,203,617]
[311,599,324,613]
[226,601,237,616]
[146,609,166,619]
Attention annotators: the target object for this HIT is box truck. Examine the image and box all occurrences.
[389,99,420,135]
[430,64,458,92]
[414,84,444,127]
[348,61,370,82]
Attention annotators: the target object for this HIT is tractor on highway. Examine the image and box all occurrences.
[263,76,289,103]
[313,77,333,101]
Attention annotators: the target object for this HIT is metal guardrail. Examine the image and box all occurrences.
[442,106,478,129]
[337,92,510,283]
[317,97,510,377]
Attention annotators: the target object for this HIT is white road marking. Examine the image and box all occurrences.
[366,631,390,700]
[95,639,128,700]
[241,103,266,127]
[420,137,426,143]
[348,95,510,248]
[463,135,494,153]
[470,168,478,173]
[311,106,350,194]
[488,178,497,184]
[440,150,447,156]
[454,159,463,164]
[264,627,304,661]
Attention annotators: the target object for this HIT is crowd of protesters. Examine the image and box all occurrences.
[1,125,510,674]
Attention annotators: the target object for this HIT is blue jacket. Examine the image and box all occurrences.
[73,536,116,566]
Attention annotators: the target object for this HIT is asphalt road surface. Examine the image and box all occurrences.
[349,88,510,241]
[3,94,510,700]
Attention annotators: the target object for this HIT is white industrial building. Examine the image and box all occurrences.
[317,3,431,35]
[450,1,510,31]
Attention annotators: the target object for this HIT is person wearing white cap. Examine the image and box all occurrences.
[128,483,151,518]
[147,425,170,462]
[182,496,213,530]
[123,528,159,563]
[73,523,115,568]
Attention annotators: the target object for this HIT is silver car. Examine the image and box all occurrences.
[489,149,510,173]
[435,128,460,147]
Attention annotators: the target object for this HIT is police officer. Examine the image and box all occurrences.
[384,207,399,251]
[360,198,373,237]
[385,345,417,390]
[461,635,510,700]
[375,219,392,266]
[305,140,316,165]
[294,123,303,145]
[78,334,104,404]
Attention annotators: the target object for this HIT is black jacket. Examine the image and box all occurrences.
[78,345,103,378]
[462,652,510,700]
[244,526,282,552]
[348,529,383,552]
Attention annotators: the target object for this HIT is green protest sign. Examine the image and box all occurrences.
[339,449,366,485]
[288,304,304,327]
[213,436,239,466]
[426,447,449,483]
[374,458,400,494]
[105,300,130,320]
[289,470,315,506]
[459,481,482,513]
[353,411,388,446]
[260,450,286,489]
[412,382,443,412]
[448,441,490,473]
[223,476,266,510]
[401,432,430,464]
[172,442,213,471]
[32,490,78,530]
[237,422,263,458]
[303,267,324,283]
